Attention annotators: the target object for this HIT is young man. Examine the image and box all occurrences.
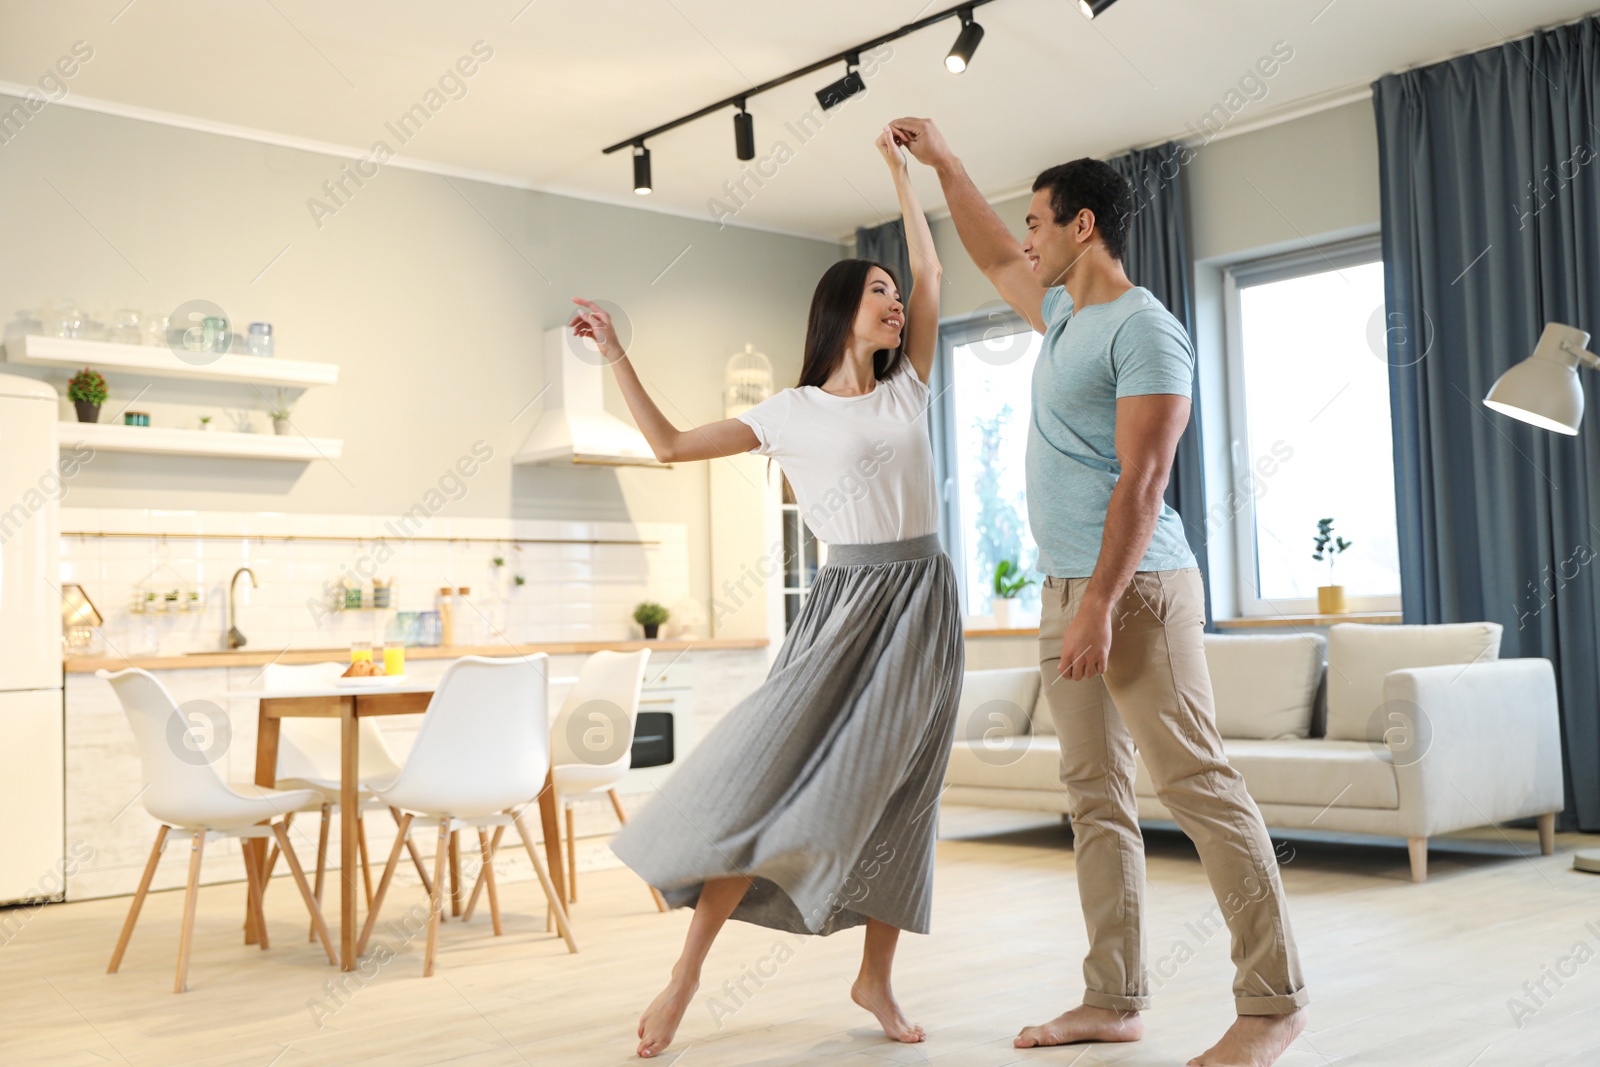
[890,116,1308,1067]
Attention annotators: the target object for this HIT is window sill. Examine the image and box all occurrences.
[1213,612,1403,630]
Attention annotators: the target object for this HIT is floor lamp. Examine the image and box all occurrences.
[1484,321,1600,874]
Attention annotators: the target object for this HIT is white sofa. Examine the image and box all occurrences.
[945,623,1565,882]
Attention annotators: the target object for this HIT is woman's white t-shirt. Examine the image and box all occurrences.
[734,361,938,545]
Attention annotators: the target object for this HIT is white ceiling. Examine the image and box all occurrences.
[1,0,1594,239]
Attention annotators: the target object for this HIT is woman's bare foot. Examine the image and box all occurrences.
[1187,1008,1308,1066]
[1014,1004,1144,1048]
[850,975,926,1043]
[637,971,699,1058]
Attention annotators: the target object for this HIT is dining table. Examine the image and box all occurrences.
[227,672,577,971]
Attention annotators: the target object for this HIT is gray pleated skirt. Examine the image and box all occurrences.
[611,532,965,936]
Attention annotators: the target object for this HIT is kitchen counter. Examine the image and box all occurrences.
[63,636,769,673]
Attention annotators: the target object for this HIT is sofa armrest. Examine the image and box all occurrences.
[1384,659,1564,838]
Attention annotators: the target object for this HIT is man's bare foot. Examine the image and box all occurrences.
[636,971,698,1058]
[850,975,926,1043]
[1187,1008,1308,1067]
[1015,1003,1144,1047]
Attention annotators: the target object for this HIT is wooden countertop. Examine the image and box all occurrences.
[64,637,770,673]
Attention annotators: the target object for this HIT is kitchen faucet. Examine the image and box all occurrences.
[228,567,257,649]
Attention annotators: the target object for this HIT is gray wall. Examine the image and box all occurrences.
[0,96,839,609]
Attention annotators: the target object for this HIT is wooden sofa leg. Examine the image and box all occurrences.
[1407,837,1427,883]
[1537,813,1556,856]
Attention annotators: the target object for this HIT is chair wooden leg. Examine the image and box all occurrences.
[565,805,577,904]
[514,811,577,953]
[462,825,505,923]
[241,837,270,951]
[272,823,337,965]
[447,829,463,918]
[357,815,375,909]
[174,830,206,993]
[1408,837,1428,883]
[393,806,432,895]
[477,829,503,937]
[310,803,331,942]
[1538,812,1556,856]
[357,813,412,957]
[424,821,450,976]
[109,825,168,974]
[608,790,667,912]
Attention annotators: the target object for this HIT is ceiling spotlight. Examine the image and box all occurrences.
[1078,0,1118,18]
[945,8,985,73]
[632,143,652,195]
[816,56,867,111]
[733,102,756,161]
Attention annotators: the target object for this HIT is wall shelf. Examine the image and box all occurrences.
[5,334,338,388]
[60,421,344,461]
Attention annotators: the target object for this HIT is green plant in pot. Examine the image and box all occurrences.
[990,558,1035,629]
[67,367,107,423]
[1312,516,1353,614]
[266,389,295,436]
[633,600,670,639]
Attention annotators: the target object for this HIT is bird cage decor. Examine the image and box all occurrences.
[723,343,774,419]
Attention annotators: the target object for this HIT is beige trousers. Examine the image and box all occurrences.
[1038,568,1308,1016]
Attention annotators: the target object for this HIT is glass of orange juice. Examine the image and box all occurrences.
[383,644,405,676]
[350,640,372,665]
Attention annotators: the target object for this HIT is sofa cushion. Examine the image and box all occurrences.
[1203,632,1325,739]
[1030,678,1055,736]
[1324,622,1502,742]
[955,668,1038,749]
[1133,738,1400,810]
[948,735,1064,794]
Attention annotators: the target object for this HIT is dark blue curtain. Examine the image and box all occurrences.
[1374,15,1600,830]
[855,219,913,310]
[1109,142,1212,627]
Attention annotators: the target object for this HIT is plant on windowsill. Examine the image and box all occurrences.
[67,367,107,423]
[633,601,670,640]
[1312,516,1353,614]
[990,558,1035,630]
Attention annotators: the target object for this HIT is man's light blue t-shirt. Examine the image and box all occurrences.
[1025,285,1198,578]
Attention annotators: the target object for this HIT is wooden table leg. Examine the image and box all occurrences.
[249,703,283,945]
[538,769,566,906]
[340,696,358,970]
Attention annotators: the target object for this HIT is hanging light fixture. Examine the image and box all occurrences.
[945,8,985,73]
[816,56,867,111]
[733,101,756,161]
[632,143,652,195]
[1484,323,1598,435]
[1079,0,1118,18]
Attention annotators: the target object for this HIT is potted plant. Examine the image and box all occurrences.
[990,558,1034,629]
[267,389,294,435]
[1312,517,1353,614]
[67,367,107,423]
[198,414,213,432]
[633,601,670,639]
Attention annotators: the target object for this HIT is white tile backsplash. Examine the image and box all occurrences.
[61,507,694,655]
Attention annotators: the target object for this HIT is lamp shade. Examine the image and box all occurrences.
[1483,323,1596,436]
[61,583,102,630]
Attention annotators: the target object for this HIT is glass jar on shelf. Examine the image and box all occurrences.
[246,322,274,358]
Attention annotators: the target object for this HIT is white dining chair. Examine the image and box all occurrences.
[256,661,432,935]
[356,655,577,976]
[548,649,664,911]
[98,668,336,992]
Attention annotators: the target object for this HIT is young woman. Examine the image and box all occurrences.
[570,128,963,1060]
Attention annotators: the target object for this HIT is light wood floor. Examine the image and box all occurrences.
[4,808,1599,1066]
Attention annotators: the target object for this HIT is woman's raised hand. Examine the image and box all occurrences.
[875,125,908,172]
[568,298,626,363]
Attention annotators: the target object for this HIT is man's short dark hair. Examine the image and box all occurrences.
[1032,158,1132,262]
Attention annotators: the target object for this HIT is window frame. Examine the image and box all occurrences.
[1221,236,1402,617]
[932,304,1039,616]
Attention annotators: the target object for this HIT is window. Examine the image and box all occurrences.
[780,474,822,631]
[932,309,1044,618]
[1222,240,1403,615]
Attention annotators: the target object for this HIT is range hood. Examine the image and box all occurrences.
[514,327,665,468]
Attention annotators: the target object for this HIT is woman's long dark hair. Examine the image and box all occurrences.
[796,259,906,389]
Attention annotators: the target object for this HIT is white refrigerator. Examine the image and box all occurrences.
[0,373,65,904]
